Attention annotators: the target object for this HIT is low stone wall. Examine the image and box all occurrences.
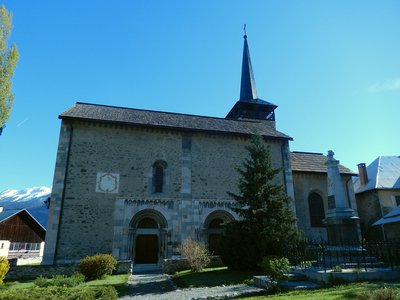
[6,264,78,280]
[163,256,224,274]
[5,260,132,280]
[294,267,400,283]
[114,260,132,274]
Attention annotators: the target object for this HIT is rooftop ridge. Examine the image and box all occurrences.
[72,102,268,124]
[292,151,324,155]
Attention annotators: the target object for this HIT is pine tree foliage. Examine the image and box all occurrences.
[221,134,299,270]
[0,4,19,131]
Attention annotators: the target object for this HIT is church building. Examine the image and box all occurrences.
[43,34,358,266]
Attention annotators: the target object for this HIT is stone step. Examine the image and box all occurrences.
[133,264,163,274]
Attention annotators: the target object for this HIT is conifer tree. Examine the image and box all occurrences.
[221,134,299,270]
[0,4,19,135]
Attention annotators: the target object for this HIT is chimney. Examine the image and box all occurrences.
[358,163,368,186]
[0,207,3,213]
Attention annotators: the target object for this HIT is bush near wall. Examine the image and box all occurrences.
[0,257,10,284]
[79,254,117,281]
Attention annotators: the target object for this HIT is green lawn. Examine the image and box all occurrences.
[1,274,130,298]
[83,274,130,296]
[242,282,400,299]
[172,267,261,288]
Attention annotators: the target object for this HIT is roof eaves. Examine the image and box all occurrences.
[0,209,23,224]
[60,115,293,141]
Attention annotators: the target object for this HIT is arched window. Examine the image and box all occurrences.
[308,192,325,227]
[153,161,166,193]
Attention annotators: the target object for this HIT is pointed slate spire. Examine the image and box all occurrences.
[226,27,278,122]
[240,33,258,101]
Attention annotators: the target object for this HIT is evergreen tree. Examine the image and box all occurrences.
[221,134,299,270]
[0,4,19,135]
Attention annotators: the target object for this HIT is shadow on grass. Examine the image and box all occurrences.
[172,267,261,288]
[83,274,131,297]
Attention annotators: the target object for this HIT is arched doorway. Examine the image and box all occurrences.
[130,210,167,265]
[135,218,159,264]
[204,211,234,255]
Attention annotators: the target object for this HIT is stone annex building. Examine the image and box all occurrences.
[43,35,359,266]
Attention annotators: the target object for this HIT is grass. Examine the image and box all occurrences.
[2,278,36,290]
[83,273,130,296]
[172,266,261,288]
[242,282,400,299]
[1,273,130,297]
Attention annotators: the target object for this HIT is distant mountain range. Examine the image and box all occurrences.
[0,187,51,228]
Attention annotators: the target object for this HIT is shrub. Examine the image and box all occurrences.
[34,273,85,287]
[332,265,342,272]
[0,257,9,284]
[260,256,290,281]
[358,287,400,300]
[178,238,211,272]
[79,254,117,281]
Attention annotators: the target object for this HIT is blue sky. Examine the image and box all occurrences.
[0,0,399,191]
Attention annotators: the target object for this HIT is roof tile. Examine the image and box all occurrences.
[60,102,292,140]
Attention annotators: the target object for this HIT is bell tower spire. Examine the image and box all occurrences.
[226,27,278,122]
[240,25,258,101]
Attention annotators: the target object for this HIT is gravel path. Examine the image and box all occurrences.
[118,273,266,300]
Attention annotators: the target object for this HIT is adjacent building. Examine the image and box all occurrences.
[0,207,46,259]
[354,156,400,240]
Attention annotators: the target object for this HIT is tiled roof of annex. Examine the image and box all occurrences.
[290,151,356,175]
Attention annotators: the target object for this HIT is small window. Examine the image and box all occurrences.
[309,192,325,227]
[153,161,166,193]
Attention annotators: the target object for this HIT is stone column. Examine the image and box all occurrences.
[325,150,360,244]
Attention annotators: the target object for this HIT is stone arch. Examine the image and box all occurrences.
[130,209,168,229]
[203,210,234,255]
[308,190,325,228]
[129,209,168,265]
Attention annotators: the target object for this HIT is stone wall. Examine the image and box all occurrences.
[293,172,356,241]
[45,120,289,264]
[293,172,329,241]
[6,264,78,280]
[356,190,383,240]
[356,189,400,240]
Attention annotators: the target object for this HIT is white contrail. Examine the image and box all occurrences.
[16,117,29,127]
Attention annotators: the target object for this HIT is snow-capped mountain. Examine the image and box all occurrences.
[0,187,51,228]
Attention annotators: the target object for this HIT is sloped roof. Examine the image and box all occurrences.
[373,205,400,225]
[60,102,292,140]
[354,156,400,194]
[0,208,46,232]
[0,209,22,223]
[290,151,356,175]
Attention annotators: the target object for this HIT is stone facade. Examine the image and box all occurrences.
[293,172,358,241]
[43,120,293,264]
[356,189,400,240]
